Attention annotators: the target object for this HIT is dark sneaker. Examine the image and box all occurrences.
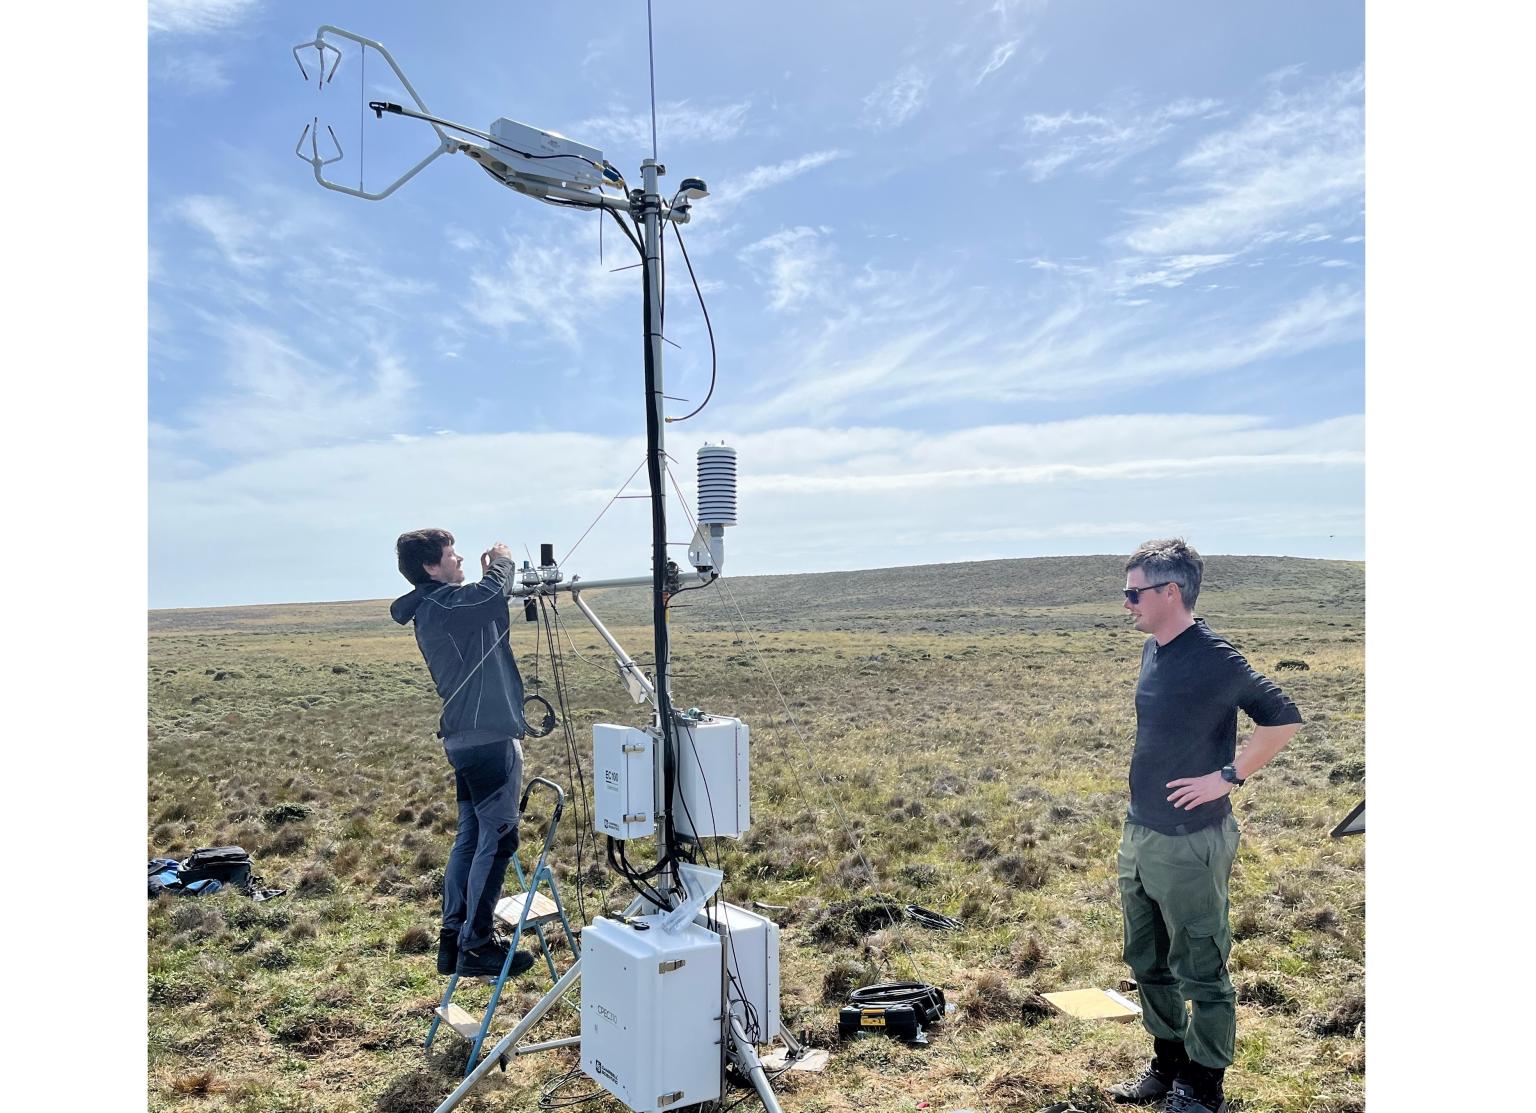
[1161,1081,1227,1113]
[1108,1065,1174,1104]
[456,939,535,978]
[437,929,459,976]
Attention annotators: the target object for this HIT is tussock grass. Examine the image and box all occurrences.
[148,555,1363,1112]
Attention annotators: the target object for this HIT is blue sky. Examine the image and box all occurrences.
[148,0,1364,608]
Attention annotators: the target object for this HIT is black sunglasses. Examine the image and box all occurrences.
[1123,582,1173,603]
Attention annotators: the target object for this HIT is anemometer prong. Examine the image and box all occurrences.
[294,118,343,170]
[291,37,342,87]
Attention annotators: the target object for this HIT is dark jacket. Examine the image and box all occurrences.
[390,556,528,741]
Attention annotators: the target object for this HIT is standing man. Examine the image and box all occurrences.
[391,528,535,979]
[1109,539,1302,1113]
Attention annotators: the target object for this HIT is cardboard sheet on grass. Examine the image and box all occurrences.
[1041,987,1141,1022]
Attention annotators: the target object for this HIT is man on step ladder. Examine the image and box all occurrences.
[391,528,538,980]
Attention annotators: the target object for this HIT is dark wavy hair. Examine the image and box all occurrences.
[1126,537,1204,610]
[396,528,455,586]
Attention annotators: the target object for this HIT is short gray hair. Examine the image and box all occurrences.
[1126,537,1204,610]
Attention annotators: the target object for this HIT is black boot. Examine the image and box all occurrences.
[1152,1038,1190,1079]
[436,929,459,976]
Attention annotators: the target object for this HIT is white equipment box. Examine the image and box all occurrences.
[673,715,750,839]
[581,914,723,1112]
[488,117,606,189]
[593,724,657,839]
[696,901,780,1043]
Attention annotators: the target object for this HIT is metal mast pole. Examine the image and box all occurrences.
[638,158,676,879]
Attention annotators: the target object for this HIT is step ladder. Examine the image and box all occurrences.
[425,776,581,1074]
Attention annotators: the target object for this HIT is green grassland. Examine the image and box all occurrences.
[148,555,1364,1113]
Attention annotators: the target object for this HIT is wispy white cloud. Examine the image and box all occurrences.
[174,195,271,270]
[725,150,846,204]
[974,39,1020,86]
[161,325,415,460]
[154,54,232,92]
[739,227,835,311]
[148,0,261,35]
[576,101,752,149]
[163,189,435,320]
[691,150,847,229]
[1113,253,1239,292]
[735,277,1360,425]
[1016,97,1224,181]
[862,67,932,131]
[465,222,632,345]
[1122,68,1363,254]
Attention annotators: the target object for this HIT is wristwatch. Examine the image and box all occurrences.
[1220,764,1246,787]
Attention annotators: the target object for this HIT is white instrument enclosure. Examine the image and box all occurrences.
[697,901,780,1043]
[672,714,750,840]
[593,724,657,839]
[581,914,724,1112]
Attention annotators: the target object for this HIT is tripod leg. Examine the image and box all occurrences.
[728,1015,784,1113]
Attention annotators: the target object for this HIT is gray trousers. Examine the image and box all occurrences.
[1117,814,1240,1069]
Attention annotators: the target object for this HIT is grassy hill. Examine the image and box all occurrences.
[148,555,1364,1113]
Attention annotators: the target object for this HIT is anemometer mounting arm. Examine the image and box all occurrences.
[292,26,456,201]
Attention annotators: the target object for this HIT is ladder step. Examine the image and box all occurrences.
[435,1003,482,1040]
[495,889,560,927]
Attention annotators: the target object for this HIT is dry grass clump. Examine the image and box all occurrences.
[821,955,880,1003]
[990,852,1051,890]
[295,863,337,896]
[396,924,434,954]
[262,824,309,856]
[168,1069,227,1095]
[1237,974,1299,1011]
[1309,994,1365,1037]
[170,902,226,940]
[1009,933,1047,975]
[376,1069,450,1113]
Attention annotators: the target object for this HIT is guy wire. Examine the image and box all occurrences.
[562,457,649,564]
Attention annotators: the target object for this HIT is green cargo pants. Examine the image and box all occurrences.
[1116,814,1240,1069]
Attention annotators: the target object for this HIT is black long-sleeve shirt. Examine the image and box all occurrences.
[1129,619,1302,835]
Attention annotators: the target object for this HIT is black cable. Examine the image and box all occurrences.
[639,221,682,867]
[664,220,717,423]
[904,904,962,931]
[368,101,610,175]
[846,981,946,1015]
[606,207,645,257]
[538,1066,604,1109]
[607,837,669,909]
[538,595,594,925]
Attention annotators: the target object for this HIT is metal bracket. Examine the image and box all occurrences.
[289,25,455,201]
[658,959,686,974]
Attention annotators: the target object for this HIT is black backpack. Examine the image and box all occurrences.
[178,846,254,890]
